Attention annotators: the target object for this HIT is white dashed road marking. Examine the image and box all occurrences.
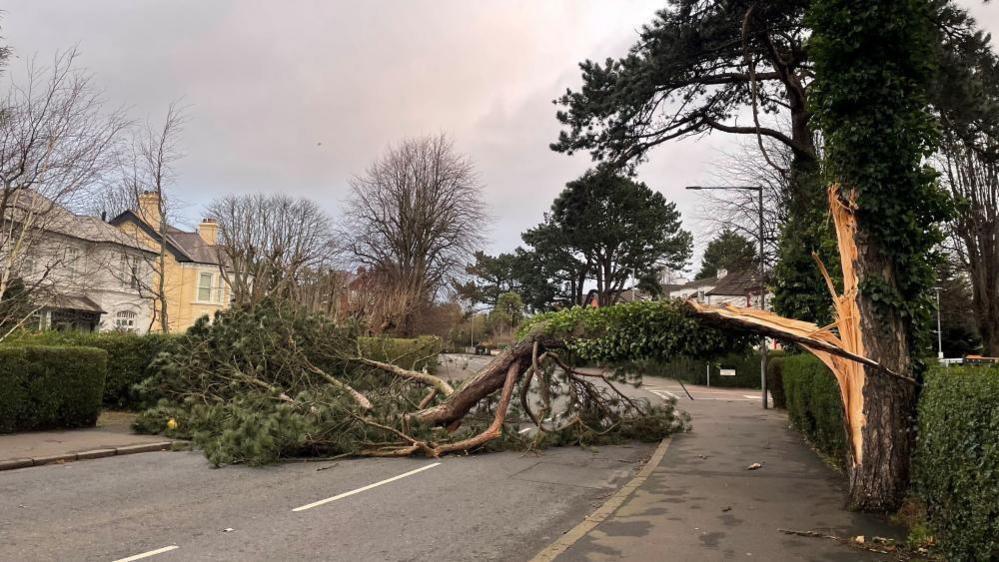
[292,462,441,512]
[112,545,179,562]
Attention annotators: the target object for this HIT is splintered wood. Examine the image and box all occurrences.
[686,185,914,466]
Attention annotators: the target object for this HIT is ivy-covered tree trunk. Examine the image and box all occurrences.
[845,227,918,511]
[810,0,949,511]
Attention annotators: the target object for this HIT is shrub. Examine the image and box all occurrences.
[914,365,999,561]
[4,331,178,409]
[627,351,781,390]
[0,345,107,433]
[766,356,787,409]
[359,335,442,372]
[781,354,846,464]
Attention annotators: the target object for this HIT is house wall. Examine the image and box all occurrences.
[20,233,155,333]
[114,221,229,333]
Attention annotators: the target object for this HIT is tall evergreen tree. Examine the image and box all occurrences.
[697,229,757,280]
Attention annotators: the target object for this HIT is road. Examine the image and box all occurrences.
[0,434,654,561]
[0,357,769,562]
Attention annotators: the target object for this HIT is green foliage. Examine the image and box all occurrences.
[809,0,952,370]
[0,345,107,433]
[766,355,787,409]
[551,0,811,164]
[488,291,525,333]
[358,335,442,372]
[524,300,750,366]
[914,365,999,561]
[518,169,692,310]
[697,229,756,280]
[5,331,178,410]
[781,354,847,465]
[454,251,523,308]
[628,351,779,390]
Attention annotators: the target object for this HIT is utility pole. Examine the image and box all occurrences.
[687,185,768,408]
[934,286,943,361]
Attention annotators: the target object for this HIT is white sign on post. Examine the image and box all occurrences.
[719,368,736,377]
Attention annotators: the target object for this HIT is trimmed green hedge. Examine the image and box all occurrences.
[359,335,442,372]
[0,345,107,433]
[766,356,787,409]
[630,351,779,389]
[5,332,178,410]
[914,365,999,561]
[781,354,847,464]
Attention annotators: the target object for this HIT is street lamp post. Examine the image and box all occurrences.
[934,286,943,361]
[686,185,768,409]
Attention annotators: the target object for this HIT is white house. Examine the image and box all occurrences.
[9,191,157,333]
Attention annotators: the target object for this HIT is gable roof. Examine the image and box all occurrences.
[6,190,155,253]
[706,269,763,297]
[110,209,223,266]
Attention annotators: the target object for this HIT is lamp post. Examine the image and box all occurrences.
[686,185,768,409]
[934,286,943,361]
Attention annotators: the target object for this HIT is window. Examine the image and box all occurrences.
[115,310,137,332]
[63,247,81,273]
[198,272,213,302]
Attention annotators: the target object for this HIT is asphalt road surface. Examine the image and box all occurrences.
[0,438,654,561]
[1,357,766,562]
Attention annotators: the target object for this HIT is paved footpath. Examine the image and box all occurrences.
[0,413,173,470]
[554,378,905,562]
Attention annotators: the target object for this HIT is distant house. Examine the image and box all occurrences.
[8,190,157,332]
[664,268,769,309]
[110,192,230,332]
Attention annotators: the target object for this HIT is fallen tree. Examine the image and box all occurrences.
[135,298,747,465]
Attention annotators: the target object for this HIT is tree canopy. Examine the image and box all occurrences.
[697,229,757,280]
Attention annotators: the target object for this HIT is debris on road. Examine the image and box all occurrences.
[746,462,763,470]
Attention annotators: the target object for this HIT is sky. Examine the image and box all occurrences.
[3,1,997,275]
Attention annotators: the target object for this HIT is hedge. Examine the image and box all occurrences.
[781,354,847,464]
[358,335,442,372]
[766,356,787,409]
[4,331,179,410]
[0,345,107,433]
[914,365,999,561]
[629,351,779,389]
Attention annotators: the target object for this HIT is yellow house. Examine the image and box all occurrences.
[110,192,230,333]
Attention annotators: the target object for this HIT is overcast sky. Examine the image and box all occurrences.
[4,1,997,274]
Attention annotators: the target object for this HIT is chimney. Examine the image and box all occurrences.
[197,218,218,245]
[137,191,162,230]
[717,268,728,279]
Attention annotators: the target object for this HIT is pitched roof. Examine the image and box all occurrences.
[110,210,223,265]
[6,190,155,253]
[664,276,719,293]
[706,269,763,297]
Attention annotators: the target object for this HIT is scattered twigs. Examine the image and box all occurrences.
[777,529,901,556]
[353,414,436,457]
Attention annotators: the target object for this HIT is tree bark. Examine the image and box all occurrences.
[833,188,916,512]
[411,337,558,427]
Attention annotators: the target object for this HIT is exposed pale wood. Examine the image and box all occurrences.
[354,357,455,396]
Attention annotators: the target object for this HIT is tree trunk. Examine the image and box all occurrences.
[833,188,916,512]
[412,336,558,427]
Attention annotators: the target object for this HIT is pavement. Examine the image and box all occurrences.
[551,377,906,562]
[0,412,174,470]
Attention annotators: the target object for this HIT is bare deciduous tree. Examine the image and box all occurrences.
[941,138,999,355]
[209,193,336,307]
[0,49,128,337]
[701,137,796,270]
[103,103,185,333]
[344,134,486,335]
